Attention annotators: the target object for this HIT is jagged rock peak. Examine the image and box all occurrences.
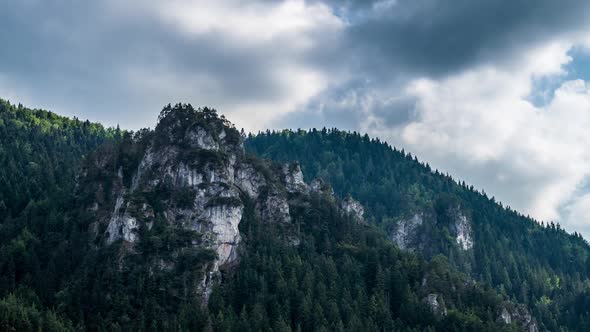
[282,162,308,193]
[84,104,322,301]
[154,103,244,154]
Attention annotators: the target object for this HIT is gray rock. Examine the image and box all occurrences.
[105,195,139,244]
[341,196,365,222]
[235,163,266,199]
[499,308,511,324]
[282,162,308,193]
[391,213,424,250]
[259,190,291,223]
[448,206,473,250]
[85,109,367,304]
[390,205,473,252]
[186,125,219,150]
[497,303,538,332]
[310,178,335,198]
[424,293,447,317]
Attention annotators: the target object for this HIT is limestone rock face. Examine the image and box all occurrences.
[235,163,266,199]
[310,178,335,199]
[499,308,512,324]
[341,196,365,222]
[105,195,139,245]
[390,205,473,252]
[390,213,424,251]
[310,179,323,192]
[282,162,308,194]
[259,190,291,223]
[95,115,248,297]
[423,293,447,317]
[497,303,538,332]
[186,125,219,151]
[452,208,473,250]
[82,106,353,302]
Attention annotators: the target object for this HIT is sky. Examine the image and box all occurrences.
[2,0,590,237]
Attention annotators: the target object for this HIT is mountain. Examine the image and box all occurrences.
[0,100,586,331]
[246,128,590,331]
[61,104,523,331]
[0,100,118,218]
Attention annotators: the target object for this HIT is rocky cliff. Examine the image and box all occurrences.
[79,104,364,301]
[497,302,539,332]
[389,203,473,253]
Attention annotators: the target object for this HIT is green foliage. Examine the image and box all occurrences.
[0,291,73,332]
[1,101,589,330]
[154,103,240,151]
[246,128,590,330]
[200,193,514,332]
[0,99,118,323]
[0,99,117,217]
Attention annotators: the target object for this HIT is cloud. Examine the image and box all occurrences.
[277,30,590,234]
[0,0,344,130]
[356,41,590,228]
[270,0,590,236]
[275,79,417,131]
[327,0,590,78]
[564,194,590,238]
[2,0,590,237]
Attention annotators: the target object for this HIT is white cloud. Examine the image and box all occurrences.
[564,193,590,238]
[0,0,346,131]
[114,0,342,45]
[364,38,590,230]
[228,65,331,131]
[112,0,344,131]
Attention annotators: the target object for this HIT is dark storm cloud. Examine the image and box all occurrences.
[317,0,590,78]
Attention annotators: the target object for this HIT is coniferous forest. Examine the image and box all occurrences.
[246,129,590,331]
[0,99,589,331]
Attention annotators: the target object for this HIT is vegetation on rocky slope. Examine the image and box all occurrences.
[0,100,588,330]
[246,128,590,330]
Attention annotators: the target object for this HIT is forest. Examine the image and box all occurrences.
[0,100,589,331]
[246,128,590,330]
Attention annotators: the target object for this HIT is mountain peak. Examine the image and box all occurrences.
[154,103,243,154]
[77,105,369,303]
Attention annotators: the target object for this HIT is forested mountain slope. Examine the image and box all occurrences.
[0,100,118,217]
[0,100,118,330]
[0,102,532,331]
[246,128,590,331]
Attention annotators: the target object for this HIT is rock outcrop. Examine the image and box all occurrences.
[451,207,473,250]
[282,162,308,194]
[497,303,538,332]
[341,196,365,222]
[390,204,473,252]
[310,178,334,198]
[81,105,364,302]
[423,293,447,317]
[391,213,424,251]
